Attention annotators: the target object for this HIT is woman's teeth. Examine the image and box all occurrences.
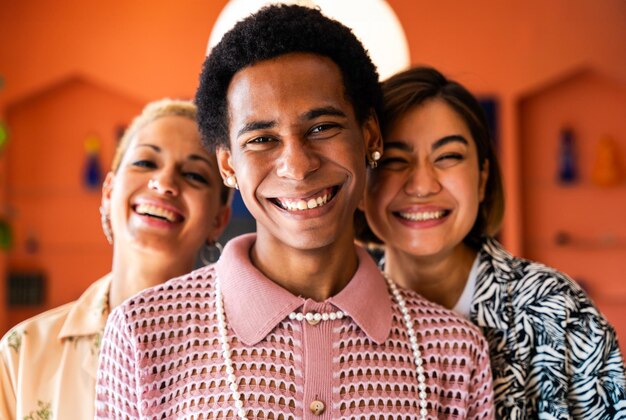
[398,210,445,221]
[278,192,331,212]
[135,203,177,222]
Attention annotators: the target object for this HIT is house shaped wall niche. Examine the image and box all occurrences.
[4,74,144,328]
[518,66,626,340]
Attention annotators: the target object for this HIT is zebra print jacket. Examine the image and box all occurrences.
[472,237,626,419]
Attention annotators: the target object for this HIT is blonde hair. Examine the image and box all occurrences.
[111,98,197,173]
[110,98,232,205]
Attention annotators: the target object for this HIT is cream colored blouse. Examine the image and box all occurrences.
[0,275,110,420]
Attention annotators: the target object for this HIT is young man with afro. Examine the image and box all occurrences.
[96,5,495,419]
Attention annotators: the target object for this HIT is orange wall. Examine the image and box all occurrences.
[0,1,625,340]
[4,76,143,327]
[519,69,626,345]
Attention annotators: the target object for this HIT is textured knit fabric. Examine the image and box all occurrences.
[471,238,626,419]
[0,275,111,420]
[96,234,495,419]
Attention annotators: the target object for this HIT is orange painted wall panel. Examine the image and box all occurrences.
[519,70,626,347]
[4,77,143,328]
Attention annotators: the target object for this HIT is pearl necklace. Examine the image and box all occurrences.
[214,273,427,419]
[289,309,345,324]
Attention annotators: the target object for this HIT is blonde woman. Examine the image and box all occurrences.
[0,99,231,419]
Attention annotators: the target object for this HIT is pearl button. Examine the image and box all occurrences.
[310,400,325,415]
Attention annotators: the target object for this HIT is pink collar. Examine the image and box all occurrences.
[215,234,393,346]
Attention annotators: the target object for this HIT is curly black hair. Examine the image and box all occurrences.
[195,4,382,151]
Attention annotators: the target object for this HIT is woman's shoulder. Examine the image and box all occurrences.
[480,237,587,296]
[479,238,612,326]
[0,301,74,359]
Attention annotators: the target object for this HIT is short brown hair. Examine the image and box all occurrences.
[356,66,505,248]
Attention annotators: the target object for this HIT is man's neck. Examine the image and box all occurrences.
[250,233,358,302]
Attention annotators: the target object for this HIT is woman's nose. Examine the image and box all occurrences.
[403,162,442,198]
[148,170,179,196]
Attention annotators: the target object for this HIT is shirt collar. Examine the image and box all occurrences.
[470,237,516,330]
[216,234,393,346]
[58,274,111,341]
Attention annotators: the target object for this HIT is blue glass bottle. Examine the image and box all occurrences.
[558,128,577,183]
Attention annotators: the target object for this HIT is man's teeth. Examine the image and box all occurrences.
[398,210,445,221]
[136,203,177,222]
[280,193,331,211]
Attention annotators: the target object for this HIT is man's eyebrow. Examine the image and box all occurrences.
[236,120,276,138]
[235,106,348,138]
[302,106,347,121]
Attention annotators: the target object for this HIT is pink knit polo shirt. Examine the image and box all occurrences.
[96,234,494,419]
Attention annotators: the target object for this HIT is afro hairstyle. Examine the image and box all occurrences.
[195,4,382,151]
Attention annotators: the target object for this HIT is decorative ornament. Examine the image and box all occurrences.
[225,175,239,189]
[0,121,8,153]
[591,136,622,187]
[369,150,381,168]
[200,240,224,265]
[557,128,577,184]
[83,134,103,190]
[0,219,12,251]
